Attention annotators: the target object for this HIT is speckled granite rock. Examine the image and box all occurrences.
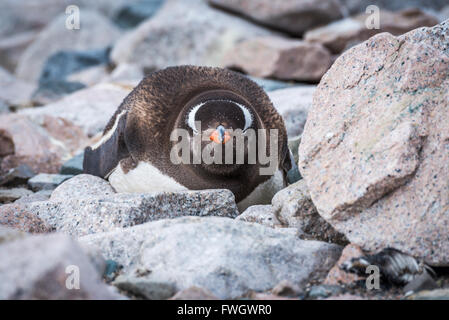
[272,179,347,244]
[209,0,343,35]
[236,205,281,228]
[6,175,238,237]
[268,86,316,138]
[50,174,115,202]
[298,21,449,266]
[224,37,332,82]
[304,9,439,54]
[80,216,342,299]
[0,202,53,233]
[0,233,123,299]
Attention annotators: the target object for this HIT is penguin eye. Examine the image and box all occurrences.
[187,102,204,134]
[234,102,253,132]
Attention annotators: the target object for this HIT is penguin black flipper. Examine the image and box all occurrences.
[83,109,129,178]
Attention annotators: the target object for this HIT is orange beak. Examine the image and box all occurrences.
[210,125,231,144]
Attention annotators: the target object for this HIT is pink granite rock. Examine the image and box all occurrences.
[298,21,449,266]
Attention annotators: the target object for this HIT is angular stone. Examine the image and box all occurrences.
[12,187,238,237]
[236,205,282,228]
[298,21,449,265]
[28,173,73,192]
[80,217,342,299]
[209,0,343,35]
[224,36,332,82]
[0,233,123,299]
[113,275,177,300]
[60,153,84,175]
[305,9,439,54]
[272,179,347,244]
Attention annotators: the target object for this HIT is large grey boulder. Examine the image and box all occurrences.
[80,216,342,299]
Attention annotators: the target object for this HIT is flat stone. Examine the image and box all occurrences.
[0,164,35,187]
[0,188,32,203]
[113,275,177,300]
[80,216,342,299]
[28,173,73,192]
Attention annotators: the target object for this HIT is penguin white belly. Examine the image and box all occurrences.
[237,169,285,212]
[108,161,188,193]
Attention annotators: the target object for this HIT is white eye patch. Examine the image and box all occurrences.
[186,100,253,132]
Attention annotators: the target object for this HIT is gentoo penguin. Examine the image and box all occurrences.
[83,66,292,211]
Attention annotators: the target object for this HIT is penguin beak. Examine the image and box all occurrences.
[210,125,231,144]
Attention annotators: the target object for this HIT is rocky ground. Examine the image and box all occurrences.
[1,0,449,300]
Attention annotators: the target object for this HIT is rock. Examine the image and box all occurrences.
[0,225,25,244]
[39,48,111,84]
[0,233,123,299]
[308,284,344,299]
[208,0,344,36]
[80,217,342,299]
[0,203,52,233]
[305,9,439,54]
[438,6,449,22]
[288,136,301,164]
[224,36,332,82]
[170,286,219,300]
[268,86,316,138]
[0,129,14,157]
[32,81,86,106]
[50,174,115,202]
[16,10,121,83]
[67,65,110,87]
[0,30,37,72]
[14,190,52,204]
[0,165,36,187]
[113,275,177,299]
[325,293,365,300]
[113,0,165,28]
[236,205,282,228]
[324,244,365,286]
[0,114,87,174]
[248,76,294,92]
[271,280,303,297]
[0,101,8,114]
[110,0,275,71]
[28,174,73,192]
[272,179,347,244]
[60,153,84,175]
[12,186,238,237]
[298,21,449,266]
[20,83,133,137]
[407,289,449,300]
[340,0,448,15]
[0,188,33,204]
[106,63,144,84]
[0,66,35,107]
